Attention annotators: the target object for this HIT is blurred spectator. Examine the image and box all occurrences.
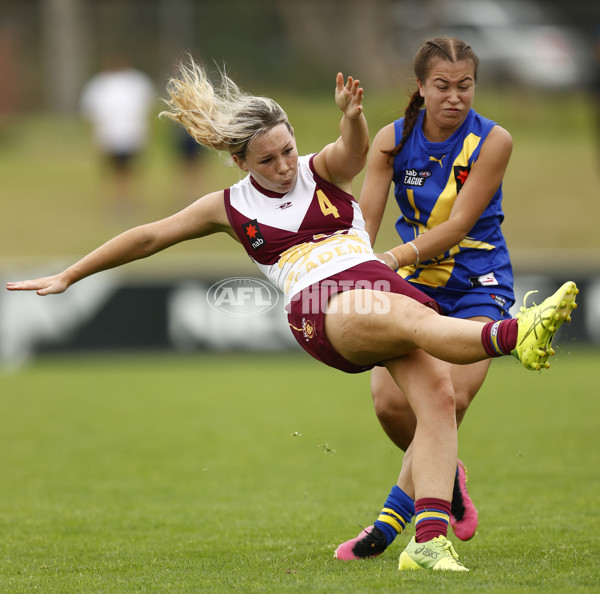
[80,54,156,221]
[173,126,209,208]
[164,52,210,209]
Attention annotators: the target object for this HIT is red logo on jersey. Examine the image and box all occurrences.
[242,219,266,250]
[454,166,470,192]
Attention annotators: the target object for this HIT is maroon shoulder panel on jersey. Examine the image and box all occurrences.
[223,157,360,266]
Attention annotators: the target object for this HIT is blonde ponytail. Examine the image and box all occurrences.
[160,58,291,162]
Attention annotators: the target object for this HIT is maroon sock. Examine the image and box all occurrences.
[481,319,518,357]
[415,497,451,543]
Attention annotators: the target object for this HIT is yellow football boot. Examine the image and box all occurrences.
[398,536,469,572]
[512,281,578,370]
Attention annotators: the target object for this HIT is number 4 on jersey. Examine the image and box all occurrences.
[316,190,340,219]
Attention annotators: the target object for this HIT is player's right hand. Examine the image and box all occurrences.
[6,275,69,296]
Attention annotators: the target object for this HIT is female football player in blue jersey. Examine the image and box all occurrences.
[7,57,576,573]
[335,36,519,560]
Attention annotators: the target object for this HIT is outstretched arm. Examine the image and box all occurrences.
[313,73,369,192]
[7,191,231,295]
[359,123,396,244]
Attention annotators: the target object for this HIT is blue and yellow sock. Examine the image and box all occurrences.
[373,485,415,546]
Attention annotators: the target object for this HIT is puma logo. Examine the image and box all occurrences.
[429,155,445,167]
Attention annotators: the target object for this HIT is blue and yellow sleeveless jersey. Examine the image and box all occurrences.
[392,108,514,316]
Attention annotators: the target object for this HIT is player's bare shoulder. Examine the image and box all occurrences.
[372,123,396,149]
[368,123,396,164]
[486,125,513,152]
[475,125,513,171]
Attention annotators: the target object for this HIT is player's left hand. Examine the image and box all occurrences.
[335,73,363,120]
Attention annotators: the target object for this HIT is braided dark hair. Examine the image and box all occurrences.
[383,36,479,158]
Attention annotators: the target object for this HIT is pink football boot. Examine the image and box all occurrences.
[334,525,388,560]
[450,459,478,541]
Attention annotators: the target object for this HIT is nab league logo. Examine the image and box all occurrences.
[403,169,432,187]
[490,293,507,308]
[242,219,266,250]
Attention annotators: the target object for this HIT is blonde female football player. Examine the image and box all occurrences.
[7,58,577,572]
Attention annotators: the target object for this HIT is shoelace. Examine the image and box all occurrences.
[519,289,539,314]
[440,539,460,561]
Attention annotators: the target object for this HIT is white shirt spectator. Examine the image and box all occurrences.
[80,67,156,155]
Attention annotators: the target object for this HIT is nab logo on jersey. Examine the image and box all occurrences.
[242,219,266,250]
[454,166,470,192]
[403,169,431,187]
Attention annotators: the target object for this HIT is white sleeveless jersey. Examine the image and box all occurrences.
[224,154,379,303]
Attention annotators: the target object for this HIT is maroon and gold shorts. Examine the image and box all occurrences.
[286,261,441,374]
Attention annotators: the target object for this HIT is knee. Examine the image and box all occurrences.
[371,374,412,423]
[406,377,457,435]
[372,380,412,422]
[430,378,457,418]
[454,387,477,425]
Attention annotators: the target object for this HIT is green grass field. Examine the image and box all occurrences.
[0,349,598,592]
